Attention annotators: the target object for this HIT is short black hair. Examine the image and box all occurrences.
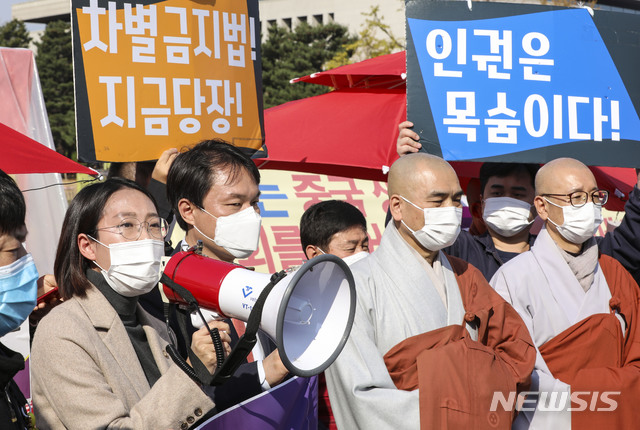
[479,162,540,196]
[106,162,135,181]
[300,200,367,251]
[54,178,158,300]
[167,139,261,230]
[0,169,26,235]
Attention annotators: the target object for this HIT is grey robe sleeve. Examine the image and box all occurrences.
[324,271,419,429]
[491,266,571,430]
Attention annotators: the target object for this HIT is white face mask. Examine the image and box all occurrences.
[544,199,602,244]
[400,196,462,251]
[317,247,369,266]
[341,251,369,266]
[196,206,262,259]
[91,238,164,297]
[482,197,534,238]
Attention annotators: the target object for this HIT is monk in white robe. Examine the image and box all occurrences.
[325,154,536,429]
[491,158,640,429]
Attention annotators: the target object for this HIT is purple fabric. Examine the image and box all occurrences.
[196,376,318,430]
[14,357,30,399]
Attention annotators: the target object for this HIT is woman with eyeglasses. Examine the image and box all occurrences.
[30,178,231,429]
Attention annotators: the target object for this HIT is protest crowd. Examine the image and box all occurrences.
[2,129,640,429]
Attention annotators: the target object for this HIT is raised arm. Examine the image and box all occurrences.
[597,170,640,286]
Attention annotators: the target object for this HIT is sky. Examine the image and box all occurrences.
[1,0,28,25]
[1,1,46,30]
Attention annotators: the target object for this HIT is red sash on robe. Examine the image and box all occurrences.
[538,254,640,429]
[383,255,536,430]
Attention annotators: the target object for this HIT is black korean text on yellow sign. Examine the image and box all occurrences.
[72,0,264,162]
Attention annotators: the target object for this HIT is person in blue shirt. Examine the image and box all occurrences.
[0,169,40,429]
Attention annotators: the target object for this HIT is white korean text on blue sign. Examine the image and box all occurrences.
[408,9,640,160]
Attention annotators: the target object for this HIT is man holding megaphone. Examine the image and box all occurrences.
[165,140,319,426]
[166,140,289,396]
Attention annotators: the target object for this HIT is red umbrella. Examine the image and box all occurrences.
[0,122,97,175]
[261,51,636,211]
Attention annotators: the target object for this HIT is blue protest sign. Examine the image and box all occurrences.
[406,2,640,167]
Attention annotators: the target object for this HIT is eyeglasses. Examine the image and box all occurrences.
[95,217,169,241]
[542,190,609,208]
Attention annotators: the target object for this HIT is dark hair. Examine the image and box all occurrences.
[107,161,155,188]
[479,162,540,196]
[107,162,135,181]
[0,169,26,235]
[299,200,367,251]
[167,139,261,230]
[54,178,158,300]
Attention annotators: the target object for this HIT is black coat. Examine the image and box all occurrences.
[0,343,30,430]
[139,241,275,416]
[444,229,536,281]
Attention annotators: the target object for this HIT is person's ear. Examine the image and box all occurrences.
[534,196,548,221]
[178,198,197,227]
[78,233,97,261]
[471,200,483,219]
[305,245,322,260]
[389,195,403,222]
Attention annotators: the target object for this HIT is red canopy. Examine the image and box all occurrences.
[291,51,406,90]
[0,122,97,175]
[257,88,404,181]
[262,51,636,211]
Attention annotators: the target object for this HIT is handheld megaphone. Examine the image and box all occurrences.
[162,250,356,377]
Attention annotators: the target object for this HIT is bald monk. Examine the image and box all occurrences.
[399,121,640,285]
[324,153,536,429]
[491,158,640,429]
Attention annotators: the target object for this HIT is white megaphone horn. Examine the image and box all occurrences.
[162,250,356,377]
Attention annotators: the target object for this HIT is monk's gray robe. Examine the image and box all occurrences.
[491,227,624,430]
[325,223,474,429]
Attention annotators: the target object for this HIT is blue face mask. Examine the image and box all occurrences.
[0,253,39,337]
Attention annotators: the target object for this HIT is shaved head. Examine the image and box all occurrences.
[387,153,463,261]
[535,158,596,195]
[533,158,600,252]
[388,153,459,199]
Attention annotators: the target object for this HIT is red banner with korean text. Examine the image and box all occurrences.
[72,0,264,162]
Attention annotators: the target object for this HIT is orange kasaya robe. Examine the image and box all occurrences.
[538,254,640,429]
[383,254,536,430]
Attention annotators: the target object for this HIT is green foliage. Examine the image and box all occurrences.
[0,19,32,48]
[326,6,404,69]
[36,20,76,159]
[261,22,357,108]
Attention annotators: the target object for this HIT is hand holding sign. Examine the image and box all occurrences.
[397,121,422,156]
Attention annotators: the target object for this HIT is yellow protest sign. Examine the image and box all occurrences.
[72,0,264,162]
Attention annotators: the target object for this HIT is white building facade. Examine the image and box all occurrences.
[258,0,404,42]
[12,0,406,42]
